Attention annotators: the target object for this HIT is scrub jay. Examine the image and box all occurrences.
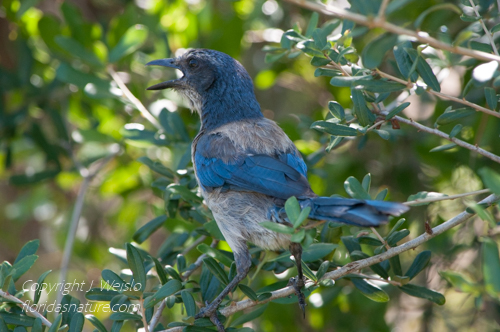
[147,49,408,331]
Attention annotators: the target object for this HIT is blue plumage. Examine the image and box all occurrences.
[147,49,409,328]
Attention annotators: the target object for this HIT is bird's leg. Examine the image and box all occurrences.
[288,242,306,317]
[195,248,252,331]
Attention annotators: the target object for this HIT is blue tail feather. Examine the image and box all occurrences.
[302,197,409,227]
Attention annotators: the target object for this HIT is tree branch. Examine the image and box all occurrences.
[0,290,52,327]
[160,194,498,331]
[376,70,500,120]
[468,0,499,56]
[284,0,500,64]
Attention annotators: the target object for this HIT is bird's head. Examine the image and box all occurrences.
[147,49,262,130]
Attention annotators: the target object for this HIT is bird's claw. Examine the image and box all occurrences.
[195,302,225,332]
[288,276,307,318]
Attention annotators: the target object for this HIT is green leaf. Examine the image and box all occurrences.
[11,255,38,281]
[435,107,475,126]
[310,56,332,67]
[109,313,142,321]
[109,25,149,63]
[68,313,85,332]
[291,229,306,243]
[344,176,372,200]
[405,251,431,280]
[14,240,39,264]
[326,136,344,152]
[167,184,203,203]
[351,278,389,302]
[341,236,361,253]
[301,260,317,282]
[407,191,447,206]
[294,207,311,229]
[165,266,183,281]
[314,68,341,77]
[414,4,461,28]
[492,23,500,33]
[460,14,480,22]
[202,257,229,286]
[31,318,42,332]
[47,315,62,332]
[468,203,496,227]
[181,290,197,317]
[238,284,258,301]
[126,243,147,292]
[328,101,345,120]
[204,220,225,240]
[265,52,286,64]
[362,173,371,192]
[55,36,102,67]
[375,188,388,201]
[302,243,338,262]
[405,48,441,92]
[351,89,376,126]
[393,42,419,81]
[386,102,410,120]
[484,87,497,110]
[0,313,34,327]
[144,279,182,309]
[478,167,500,195]
[482,238,500,298]
[260,221,294,235]
[386,229,410,247]
[230,304,268,327]
[310,122,358,136]
[390,255,403,276]
[399,284,446,305]
[34,270,52,304]
[429,143,457,153]
[133,215,167,244]
[101,269,128,290]
[197,244,233,267]
[137,157,175,179]
[330,75,372,87]
[305,12,319,37]
[357,236,383,246]
[85,288,120,301]
[449,124,463,138]
[362,33,398,69]
[110,321,124,332]
[285,196,301,224]
[153,257,169,285]
[440,271,479,294]
[316,261,330,280]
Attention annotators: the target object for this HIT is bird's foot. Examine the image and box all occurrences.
[195,301,225,332]
[288,275,307,318]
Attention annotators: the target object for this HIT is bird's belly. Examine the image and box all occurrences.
[202,189,291,253]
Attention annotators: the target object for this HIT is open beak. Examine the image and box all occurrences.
[146,58,184,90]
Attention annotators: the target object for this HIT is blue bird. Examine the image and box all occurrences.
[147,49,408,331]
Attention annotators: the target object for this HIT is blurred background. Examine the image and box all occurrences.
[1,0,500,331]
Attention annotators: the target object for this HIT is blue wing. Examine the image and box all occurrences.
[194,135,313,200]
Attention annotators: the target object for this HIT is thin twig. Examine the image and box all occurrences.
[181,235,208,256]
[376,70,500,119]
[468,0,499,56]
[56,149,120,305]
[107,66,163,131]
[284,0,500,64]
[404,188,491,206]
[393,115,500,164]
[377,0,391,21]
[159,194,498,331]
[370,227,390,250]
[0,290,53,327]
[140,295,150,332]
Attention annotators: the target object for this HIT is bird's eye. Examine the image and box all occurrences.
[188,59,198,68]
